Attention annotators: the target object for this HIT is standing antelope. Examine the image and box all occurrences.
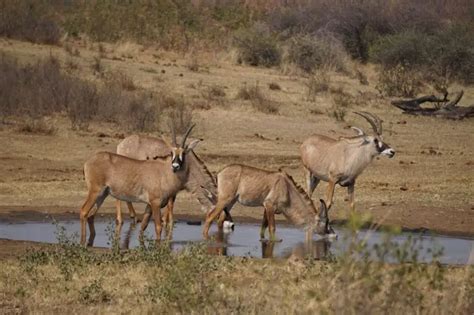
[79,125,199,246]
[115,130,232,231]
[300,111,395,212]
[202,164,335,241]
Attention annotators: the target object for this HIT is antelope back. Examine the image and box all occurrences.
[117,135,171,160]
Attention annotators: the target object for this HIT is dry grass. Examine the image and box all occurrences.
[0,223,472,314]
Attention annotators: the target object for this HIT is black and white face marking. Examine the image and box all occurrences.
[374,138,395,158]
[171,149,185,172]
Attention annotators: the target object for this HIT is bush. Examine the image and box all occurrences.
[287,34,348,73]
[237,82,278,114]
[165,98,193,134]
[17,118,56,135]
[376,63,423,97]
[371,24,474,84]
[431,23,474,84]
[370,30,431,68]
[67,81,99,131]
[306,72,330,101]
[0,0,61,45]
[234,23,281,67]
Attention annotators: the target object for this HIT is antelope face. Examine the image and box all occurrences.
[316,200,337,238]
[171,148,185,172]
[373,136,395,158]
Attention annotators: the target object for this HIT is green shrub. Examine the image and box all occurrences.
[287,34,348,73]
[237,82,279,114]
[370,30,431,67]
[376,63,423,97]
[431,23,474,84]
[234,23,281,67]
[0,0,61,45]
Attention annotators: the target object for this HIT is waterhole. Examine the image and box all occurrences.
[0,219,473,265]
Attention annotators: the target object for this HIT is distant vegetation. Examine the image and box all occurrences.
[0,0,473,92]
[0,53,193,132]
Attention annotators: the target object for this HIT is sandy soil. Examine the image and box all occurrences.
[0,39,473,238]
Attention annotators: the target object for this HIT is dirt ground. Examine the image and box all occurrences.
[0,39,473,239]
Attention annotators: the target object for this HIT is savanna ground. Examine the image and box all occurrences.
[0,39,472,235]
[0,1,473,313]
[0,37,472,315]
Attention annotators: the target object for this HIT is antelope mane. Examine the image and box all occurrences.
[184,151,217,210]
[281,173,318,227]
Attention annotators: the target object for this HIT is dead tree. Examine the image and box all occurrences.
[391,90,474,120]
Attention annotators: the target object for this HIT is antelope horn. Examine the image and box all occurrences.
[350,126,365,136]
[366,112,383,135]
[181,124,196,148]
[354,111,382,135]
[170,121,177,146]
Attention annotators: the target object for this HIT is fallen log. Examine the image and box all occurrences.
[391,90,474,120]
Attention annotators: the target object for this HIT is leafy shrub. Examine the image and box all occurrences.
[268,82,281,90]
[371,24,474,84]
[0,0,61,45]
[67,81,99,131]
[370,30,431,67]
[126,95,159,132]
[79,279,111,304]
[237,82,279,114]
[287,34,348,73]
[17,118,56,135]
[376,63,423,97]
[165,98,193,134]
[306,72,330,101]
[430,23,474,84]
[234,23,281,67]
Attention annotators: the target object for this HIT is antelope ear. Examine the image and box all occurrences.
[185,139,201,152]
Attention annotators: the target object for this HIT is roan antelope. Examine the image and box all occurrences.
[300,111,395,211]
[116,129,233,232]
[202,164,335,241]
[79,125,200,246]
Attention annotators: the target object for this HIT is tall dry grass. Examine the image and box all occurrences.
[1,216,472,314]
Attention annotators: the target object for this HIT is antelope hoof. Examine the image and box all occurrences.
[270,237,283,243]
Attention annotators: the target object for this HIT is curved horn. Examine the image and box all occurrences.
[366,112,383,135]
[350,126,365,136]
[170,122,177,146]
[354,111,382,135]
[181,124,196,148]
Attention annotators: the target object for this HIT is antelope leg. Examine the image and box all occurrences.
[126,202,137,223]
[347,183,355,212]
[325,180,336,210]
[203,204,225,239]
[139,205,152,242]
[260,210,268,240]
[87,215,96,247]
[164,196,176,232]
[79,189,101,246]
[150,202,163,243]
[264,202,281,242]
[306,169,320,198]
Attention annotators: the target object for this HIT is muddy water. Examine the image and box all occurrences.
[0,219,473,265]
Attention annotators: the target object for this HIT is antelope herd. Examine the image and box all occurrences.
[79,112,394,247]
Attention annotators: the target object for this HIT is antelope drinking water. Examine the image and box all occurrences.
[202,164,335,241]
